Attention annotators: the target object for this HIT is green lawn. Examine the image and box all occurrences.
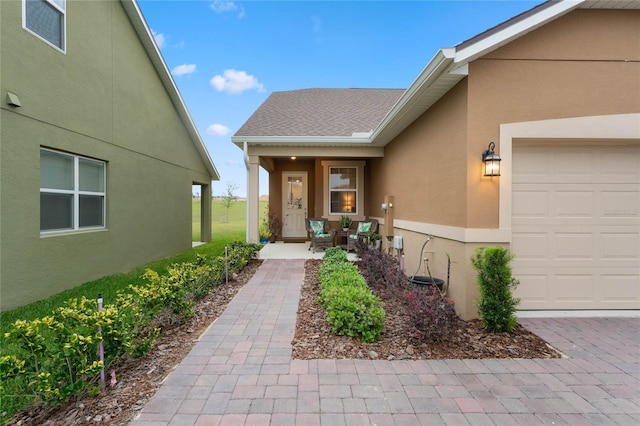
[192,199,268,242]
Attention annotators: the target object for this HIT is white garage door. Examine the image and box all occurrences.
[512,144,640,310]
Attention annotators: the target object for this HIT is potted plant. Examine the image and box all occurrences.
[361,231,382,249]
[268,212,282,243]
[259,218,270,244]
[340,215,352,231]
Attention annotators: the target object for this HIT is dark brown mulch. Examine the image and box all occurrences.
[292,259,561,361]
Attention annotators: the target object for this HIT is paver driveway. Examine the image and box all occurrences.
[131,259,640,426]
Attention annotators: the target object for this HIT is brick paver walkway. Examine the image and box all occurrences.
[131,259,640,425]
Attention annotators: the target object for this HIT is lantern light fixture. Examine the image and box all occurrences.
[482,141,501,177]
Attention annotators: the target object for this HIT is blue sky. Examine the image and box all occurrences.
[137,0,543,197]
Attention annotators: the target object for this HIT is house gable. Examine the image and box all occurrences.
[0,0,217,311]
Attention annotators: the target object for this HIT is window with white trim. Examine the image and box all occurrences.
[40,148,106,232]
[24,0,66,51]
[321,160,365,220]
[329,167,358,214]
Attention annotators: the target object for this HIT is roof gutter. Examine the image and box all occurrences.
[232,135,373,149]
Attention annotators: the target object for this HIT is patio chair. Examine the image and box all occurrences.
[306,218,334,253]
[347,219,379,251]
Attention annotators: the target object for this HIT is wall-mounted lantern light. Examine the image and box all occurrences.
[482,141,501,177]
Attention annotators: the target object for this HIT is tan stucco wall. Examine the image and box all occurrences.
[0,1,213,311]
[466,8,640,229]
[372,8,640,319]
[370,80,469,227]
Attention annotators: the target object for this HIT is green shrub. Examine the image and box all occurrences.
[471,246,521,333]
[0,241,259,422]
[323,246,347,263]
[325,286,385,343]
[319,250,385,342]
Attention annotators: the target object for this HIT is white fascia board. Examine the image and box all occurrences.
[454,0,585,65]
[369,48,456,141]
[121,0,219,180]
[231,135,373,148]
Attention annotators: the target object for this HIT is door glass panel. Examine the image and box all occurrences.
[287,176,304,210]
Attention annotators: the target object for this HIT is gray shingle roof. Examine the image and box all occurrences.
[234,88,405,137]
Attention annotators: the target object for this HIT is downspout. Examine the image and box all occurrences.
[243,141,250,242]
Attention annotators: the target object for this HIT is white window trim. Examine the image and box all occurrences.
[321,160,365,221]
[22,0,67,53]
[40,148,106,234]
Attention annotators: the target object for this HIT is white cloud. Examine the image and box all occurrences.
[172,64,197,77]
[210,1,245,18]
[151,29,166,49]
[206,123,231,136]
[210,69,264,94]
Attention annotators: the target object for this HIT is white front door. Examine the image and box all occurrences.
[282,172,308,239]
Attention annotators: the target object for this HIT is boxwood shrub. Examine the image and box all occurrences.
[319,249,384,343]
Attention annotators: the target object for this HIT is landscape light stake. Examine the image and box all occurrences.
[225,246,229,284]
[98,293,106,395]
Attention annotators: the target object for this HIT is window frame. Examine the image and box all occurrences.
[321,160,366,221]
[40,148,106,234]
[23,0,67,53]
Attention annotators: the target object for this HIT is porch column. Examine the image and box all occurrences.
[201,183,212,242]
[247,154,260,243]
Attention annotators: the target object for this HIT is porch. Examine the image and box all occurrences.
[258,241,359,261]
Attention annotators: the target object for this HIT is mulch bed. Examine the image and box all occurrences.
[292,259,561,361]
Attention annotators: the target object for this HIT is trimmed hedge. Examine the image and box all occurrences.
[319,247,385,343]
[0,241,260,421]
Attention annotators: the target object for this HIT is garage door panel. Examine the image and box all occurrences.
[513,190,548,217]
[601,233,639,260]
[601,190,639,218]
[512,144,640,310]
[601,275,640,302]
[511,232,547,260]
[556,233,594,260]
[555,149,595,176]
[514,274,549,306]
[555,191,595,218]
[601,149,640,176]
[512,148,549,175]
[556,275,594,301]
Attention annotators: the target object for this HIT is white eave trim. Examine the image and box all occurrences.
[369,48,457,143]
[453,0,585,64]
[120,0,219,180]
[231,135,373,147]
